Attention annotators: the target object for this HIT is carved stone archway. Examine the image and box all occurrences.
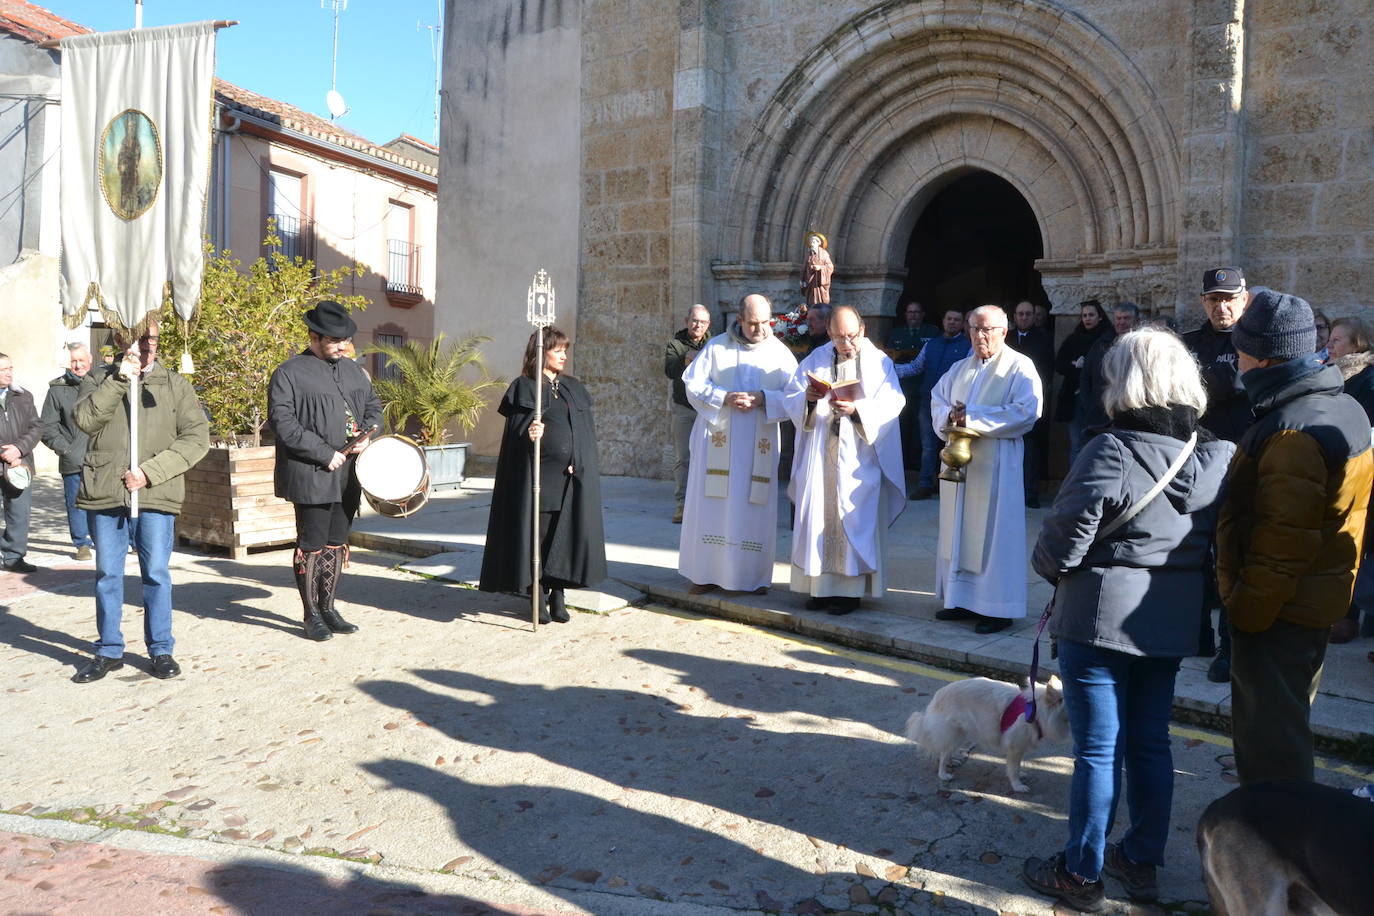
[713,0,1183,317]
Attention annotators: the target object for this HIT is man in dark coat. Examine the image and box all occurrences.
[0,352,41,573]
[664,305,710,523]
[1217,288,1373,784]
[1183,267,1254,682]
[479,328,606,622]
[41,343,95,560]
[1007,301,1055,507]
[268,301,382,641]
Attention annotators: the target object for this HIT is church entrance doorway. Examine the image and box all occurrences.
[900,171,1046,316]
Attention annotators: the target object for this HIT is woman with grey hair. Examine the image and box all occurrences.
[1022,328,1235,911]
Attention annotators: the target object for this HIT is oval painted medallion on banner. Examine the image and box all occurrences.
[99,109,162,221]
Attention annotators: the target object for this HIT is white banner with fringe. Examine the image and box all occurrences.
[59,22,216,332]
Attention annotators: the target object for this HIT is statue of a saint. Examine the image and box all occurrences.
[117,117,142,216]
[800,232,834,306]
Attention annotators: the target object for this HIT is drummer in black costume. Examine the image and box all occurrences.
[479,327,607,623]
[268,301,382,641]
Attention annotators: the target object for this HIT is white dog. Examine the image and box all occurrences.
[904,676,1069,793]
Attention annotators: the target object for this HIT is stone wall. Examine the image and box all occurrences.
[1238,0,1374,315]
[576,0,677,477]
[436,0,582,459]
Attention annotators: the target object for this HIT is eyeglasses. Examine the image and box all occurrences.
[968,325,1005,335]
[830,332,864,343]
[1203,293,1243,305]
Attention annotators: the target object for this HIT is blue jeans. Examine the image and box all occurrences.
[89,508,176,659]
[917,394,942,488]
[1057,638,1181,880]
[62,473,93,548]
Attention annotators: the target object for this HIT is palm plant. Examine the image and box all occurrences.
[367,333,503,445]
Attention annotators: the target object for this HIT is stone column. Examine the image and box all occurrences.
[669,0,723,314]
[1178,0,1248,318]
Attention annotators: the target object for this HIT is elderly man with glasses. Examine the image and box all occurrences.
[931,304,1044,634]
[783,305,906,615]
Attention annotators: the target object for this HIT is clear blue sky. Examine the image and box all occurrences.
[48,0,444,146]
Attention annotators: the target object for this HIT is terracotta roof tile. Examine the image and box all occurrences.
[216,79,438,177]
[0,0,91,43]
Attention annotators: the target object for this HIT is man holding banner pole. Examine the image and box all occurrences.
[72,319,208,683]
[52,20,226,681]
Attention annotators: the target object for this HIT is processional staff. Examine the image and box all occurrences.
[526,269,556,632]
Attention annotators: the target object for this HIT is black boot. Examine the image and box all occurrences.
[318,544,358,634]
[548,587,570,623]
[536,588,551,625]
[294,549,332,642]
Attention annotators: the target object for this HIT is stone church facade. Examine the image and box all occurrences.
[440,0,1373,476]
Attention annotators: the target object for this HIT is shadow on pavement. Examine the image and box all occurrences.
[361,758,835,913]
[203,858,549,915]
[624,646,928,735]
[355,668,1071,911]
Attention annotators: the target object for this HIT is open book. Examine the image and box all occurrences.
[806,370,864,400]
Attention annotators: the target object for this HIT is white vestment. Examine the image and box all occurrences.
[784,339,906,597]
[678,327,798,591]
[930,345,1043,618]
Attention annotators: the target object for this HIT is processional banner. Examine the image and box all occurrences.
[59,22,217,332]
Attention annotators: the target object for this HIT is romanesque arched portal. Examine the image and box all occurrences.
[714,0,1183,316]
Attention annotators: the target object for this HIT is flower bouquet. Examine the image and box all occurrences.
[771,304,810,345]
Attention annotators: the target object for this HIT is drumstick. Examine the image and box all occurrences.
[343,424,379,453]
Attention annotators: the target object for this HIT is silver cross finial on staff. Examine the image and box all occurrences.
[526,269,556,631]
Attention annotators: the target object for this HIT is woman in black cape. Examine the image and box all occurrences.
[479,327,606,623]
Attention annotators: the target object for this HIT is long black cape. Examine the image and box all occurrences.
[478,374,607,593]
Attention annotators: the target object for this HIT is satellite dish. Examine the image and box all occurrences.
[326,89,347,119]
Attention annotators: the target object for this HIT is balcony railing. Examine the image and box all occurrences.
[386,239,423,298]
[267,212,315,263]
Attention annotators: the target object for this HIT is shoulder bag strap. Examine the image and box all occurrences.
[1097,432,1197,540]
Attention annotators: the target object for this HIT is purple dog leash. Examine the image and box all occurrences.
[1024,595,1053,725]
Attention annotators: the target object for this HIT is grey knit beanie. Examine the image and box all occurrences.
[1231,287,1316,361]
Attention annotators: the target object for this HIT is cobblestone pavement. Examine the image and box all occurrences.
[1,477,1370,915]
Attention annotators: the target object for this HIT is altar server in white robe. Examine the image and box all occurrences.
[784,306,906,615]
[931,304,1043,634]
[679,294,798,594]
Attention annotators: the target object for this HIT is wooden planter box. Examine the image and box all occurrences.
[176,446,295,559]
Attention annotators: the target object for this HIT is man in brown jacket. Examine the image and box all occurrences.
[1217,288,1374,784]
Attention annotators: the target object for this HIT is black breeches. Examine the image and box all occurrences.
[296,502,351,552]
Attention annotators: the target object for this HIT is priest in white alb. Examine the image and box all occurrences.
[678,294,798,594]
[784,305,906,615]
[931,304,1043,634]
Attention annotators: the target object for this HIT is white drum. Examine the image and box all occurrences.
[354,434,430,517]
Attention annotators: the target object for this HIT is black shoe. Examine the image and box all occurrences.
[535,589,551,625]
[548,588,570,623]
[828,597,860,616]
[303,612,333,641]
[975,616,1014,634]
[1025,496,1041,509]
[3,558,38,573]
[909,485,934,500]
[935,607,977,621]
[804,597,832,611]
[321,607,359,634]
[72,656,123,684]
[1102,842,1158,902]
[1021,852,1107,913]
[150,655,181,679]
[1206,653,1230,683]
